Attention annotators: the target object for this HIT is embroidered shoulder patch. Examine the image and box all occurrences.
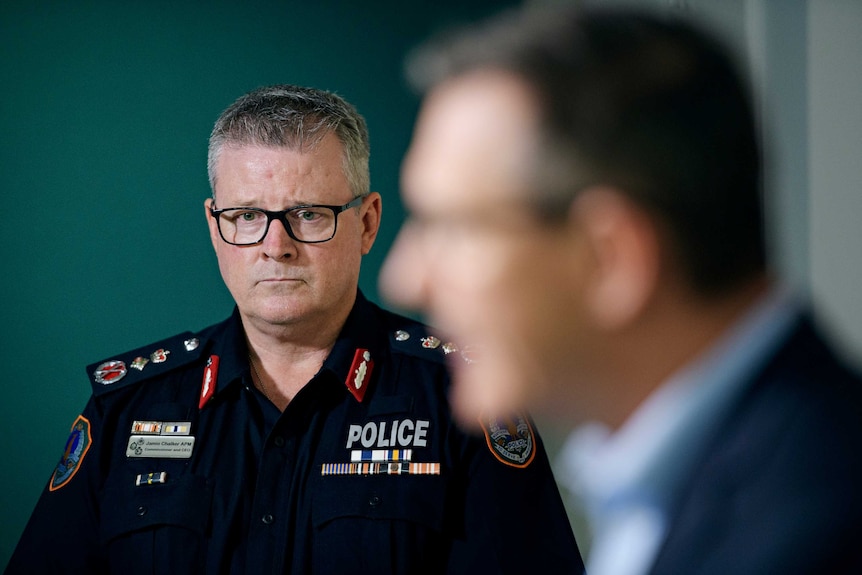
[482,414,536,469]
[50,415,92,491]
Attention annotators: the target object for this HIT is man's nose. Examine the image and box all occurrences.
[261,216,298,259]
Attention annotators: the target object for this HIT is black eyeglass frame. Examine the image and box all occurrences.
[209,194,366,246]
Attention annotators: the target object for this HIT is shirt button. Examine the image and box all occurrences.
[262,514,275,525]
[273,436,285,448]
[136,506,147,517]
[368,495,382,507]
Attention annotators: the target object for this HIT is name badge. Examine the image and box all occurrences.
[126,435,195,459]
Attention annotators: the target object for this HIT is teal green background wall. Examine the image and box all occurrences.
[0,0,517,566]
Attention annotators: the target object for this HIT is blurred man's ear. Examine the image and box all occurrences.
[571,187,661,331]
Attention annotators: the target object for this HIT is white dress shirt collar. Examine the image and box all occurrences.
[559,286,801,575]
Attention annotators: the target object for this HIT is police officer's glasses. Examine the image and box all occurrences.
[210,195,366,245]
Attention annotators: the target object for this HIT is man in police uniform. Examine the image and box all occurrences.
[6,85,583,574]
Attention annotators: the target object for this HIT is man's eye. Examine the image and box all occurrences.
[238,211,262,222]
[293,209,323,222]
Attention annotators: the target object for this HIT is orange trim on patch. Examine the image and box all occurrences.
[480,413,537,469]
[49,415,92,491]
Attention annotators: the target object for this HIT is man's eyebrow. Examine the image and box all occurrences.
[217,197,319,209]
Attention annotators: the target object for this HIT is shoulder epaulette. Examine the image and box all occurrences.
[86,332,206,396]
[387,323,463,365]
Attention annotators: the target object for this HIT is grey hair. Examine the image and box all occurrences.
[207,84,370,199]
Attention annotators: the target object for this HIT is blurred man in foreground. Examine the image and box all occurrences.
[382,6,862,574]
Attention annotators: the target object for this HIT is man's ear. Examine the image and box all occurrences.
[360,192,383,255]
[571,187,661,330]
[204,198,221,253]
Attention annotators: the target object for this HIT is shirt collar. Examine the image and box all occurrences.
[202,306,247,398]
[202,290,386,402]
[560,286,803,516]
[321,290,387,384]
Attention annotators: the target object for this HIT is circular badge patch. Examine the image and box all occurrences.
[482,414,536,468]
[93,360,127,385]
[50,415,92,491]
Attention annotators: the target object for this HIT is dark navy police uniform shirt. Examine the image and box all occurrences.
[6,292,583,574]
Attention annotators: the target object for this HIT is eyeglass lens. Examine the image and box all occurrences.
[217,207,337,244]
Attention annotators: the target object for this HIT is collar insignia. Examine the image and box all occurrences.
[199,355,219,409]
[346,348,374,403]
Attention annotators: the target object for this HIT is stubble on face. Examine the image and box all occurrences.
[209,136,365,342]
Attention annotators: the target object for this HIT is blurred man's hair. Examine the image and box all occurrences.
[408,7,764,295]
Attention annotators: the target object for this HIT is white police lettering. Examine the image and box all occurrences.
[345,420,430,448]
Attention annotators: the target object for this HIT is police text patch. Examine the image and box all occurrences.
[345,419,429,449]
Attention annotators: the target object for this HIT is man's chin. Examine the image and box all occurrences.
[243,300,309,328]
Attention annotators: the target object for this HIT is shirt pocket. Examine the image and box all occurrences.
[100,473,212,575]
[311,478,448,574]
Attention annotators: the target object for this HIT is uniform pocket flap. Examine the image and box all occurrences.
[313,480,446,532]
[100,473,212,543]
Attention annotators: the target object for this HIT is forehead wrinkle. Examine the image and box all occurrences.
[215,138,349,210]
